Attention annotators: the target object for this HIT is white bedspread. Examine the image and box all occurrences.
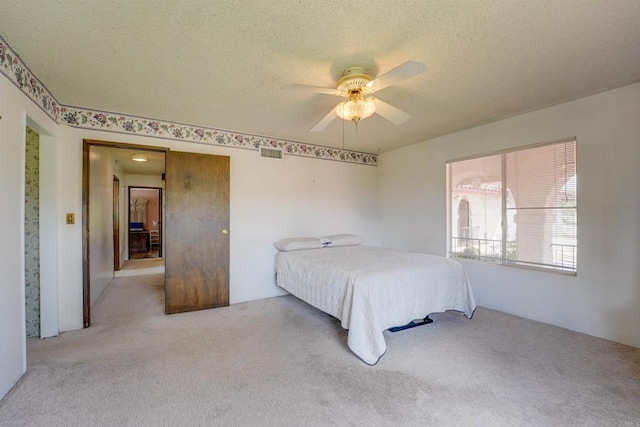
[276,246,476,365]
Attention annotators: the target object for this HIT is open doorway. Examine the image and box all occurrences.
[83,140,167,327]
[24,123,58,340]
[83,140,230,327]
[128,186,163,259]
[24,127,40,338]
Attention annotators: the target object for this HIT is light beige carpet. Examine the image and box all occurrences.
[0,271,638,426]
[114,258,164,277]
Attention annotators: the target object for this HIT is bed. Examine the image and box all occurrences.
[274,236,476,365]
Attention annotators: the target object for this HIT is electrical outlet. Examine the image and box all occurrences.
[66,213,75,224]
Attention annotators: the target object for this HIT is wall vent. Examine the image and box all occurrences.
[259,146,284,160]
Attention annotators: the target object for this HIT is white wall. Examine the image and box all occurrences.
[89,146,117,306]
[54,127,381,331]
[37,131,59,339]
[0,77,58,400]
[125,174,163,188]
[229,150,380,303]
[56,126,84,333]
[379,82,640,348]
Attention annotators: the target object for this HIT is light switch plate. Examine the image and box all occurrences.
[66,213,75,224]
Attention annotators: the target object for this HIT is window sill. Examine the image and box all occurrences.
[452,256,577,277]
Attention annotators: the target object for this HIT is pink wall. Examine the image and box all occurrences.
[130,188,160,230]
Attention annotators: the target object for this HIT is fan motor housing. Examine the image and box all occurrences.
[337,66,373,94]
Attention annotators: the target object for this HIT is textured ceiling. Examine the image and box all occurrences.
[1,0,639,154]
[107,148,165,176]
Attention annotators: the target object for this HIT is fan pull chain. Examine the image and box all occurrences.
[342,110,345,150]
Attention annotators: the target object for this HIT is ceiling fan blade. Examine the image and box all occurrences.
[282,84,342,96]
[372,98,411,125]
[310,106,339,132]
[366,61,426,92]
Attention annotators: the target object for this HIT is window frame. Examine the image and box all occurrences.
[446,137,577,276]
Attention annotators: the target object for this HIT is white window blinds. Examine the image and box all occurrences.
[448,139,577,273]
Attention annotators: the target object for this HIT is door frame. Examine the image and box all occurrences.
[127,186,163,259]
[82,139,168,328]
[113,175,120,271]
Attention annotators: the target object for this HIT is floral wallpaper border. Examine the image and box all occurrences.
[0,37,60,121]
[0,36,377,166]
[59,106,378,165]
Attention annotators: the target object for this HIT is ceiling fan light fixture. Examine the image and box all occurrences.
[283,60,425,131]
[131,154,148,162]
[336,95,376,123]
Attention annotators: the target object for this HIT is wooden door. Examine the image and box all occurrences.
[165,151,230,314]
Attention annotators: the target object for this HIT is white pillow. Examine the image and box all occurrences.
[320,234,363,247]
[274,237,323,252]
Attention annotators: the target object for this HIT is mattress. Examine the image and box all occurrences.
[275,245,476,365]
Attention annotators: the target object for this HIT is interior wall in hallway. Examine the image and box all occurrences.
[24,127,40,338]
[89,145,118,306]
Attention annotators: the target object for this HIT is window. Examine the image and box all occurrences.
[447,139,577,273]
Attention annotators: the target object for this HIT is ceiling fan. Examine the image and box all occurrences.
[282,60,426,132]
